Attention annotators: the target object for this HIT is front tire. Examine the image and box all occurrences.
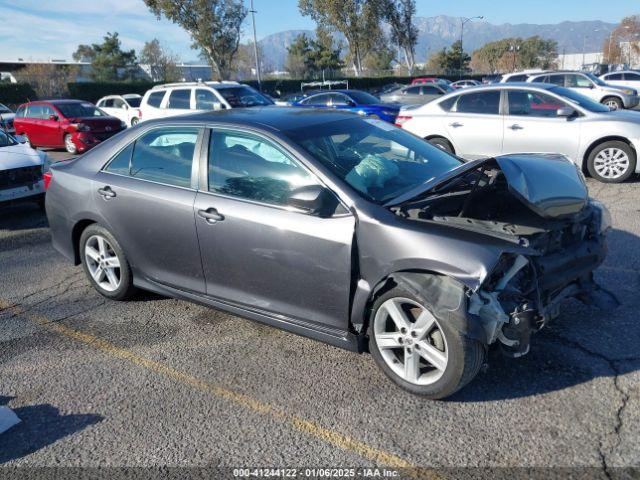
[602,96,623,110]
[587,141,636,183]
[64,134,78,154]
[369,286,485,399]
[427,136,454,154]
[80,225,136,300]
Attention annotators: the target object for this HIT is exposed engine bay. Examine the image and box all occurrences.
[390,155,617,357]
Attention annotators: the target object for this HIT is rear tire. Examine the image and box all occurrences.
[131,117,139,126]
[587,140,636,183]
[80,225,136,301]
[369,286,485,399]
[602,96,623,110]
[427,136,454,154]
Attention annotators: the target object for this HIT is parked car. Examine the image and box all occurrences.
[411,77,451,86]
[380,83,453,106]
[45,108,611,399]
[0,103,15,135]
[370,83,406,96]
[451,80,481,89]
[599,70,640,91]
[139,81,273,121]
[482,74,503,84]
[293,89,400,123]
[498,70,545,83]
[0,130,49,207]
[527,71,638,110]
[96,94,143,127]
[13,100,126,154]
[396,83,640,182]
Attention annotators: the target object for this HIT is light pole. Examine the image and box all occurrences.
[249,0,262,91]
[508,44,521,72]
[460,15,484,79]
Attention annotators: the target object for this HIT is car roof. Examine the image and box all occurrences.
[142,106,361,132]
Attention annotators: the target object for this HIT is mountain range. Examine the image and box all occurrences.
[257,15,619,70]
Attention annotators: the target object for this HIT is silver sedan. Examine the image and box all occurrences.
[397,82,640,182]
[380,83,452,106]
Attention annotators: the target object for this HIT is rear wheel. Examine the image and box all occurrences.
[80,225,136,300]
[602,96,623,110]
[131,117,139,126]
[369,286,485,399]
[427,136,454,154]
[64,134,77,154]
[587,141,636,183]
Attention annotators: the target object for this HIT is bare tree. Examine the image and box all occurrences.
[15,64,78,99]
[144,0,247,80]
[140,39,181,82]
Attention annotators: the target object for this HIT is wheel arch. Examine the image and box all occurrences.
[358,270,487,345]
[71,219,97,265]
[582,136,636,175]
[424,134,456,153]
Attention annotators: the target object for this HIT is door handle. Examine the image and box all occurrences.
[198,207,224,224]
[508,124,524,130]
[97,186,116,199]
[449,122,464,128]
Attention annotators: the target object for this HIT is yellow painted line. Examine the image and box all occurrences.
[0,299,438,479]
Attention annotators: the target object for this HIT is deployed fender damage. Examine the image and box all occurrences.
[382,154,618,358]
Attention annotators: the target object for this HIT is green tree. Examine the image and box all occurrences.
[363,34,395,73]
[380,0,418,74]
[425,41,469,74]
[144,0,247,80]
[471,36,557,73]
[73,32,137,81]
[285,34,313,78]
[139,39,181,82]
[299,0,382,76]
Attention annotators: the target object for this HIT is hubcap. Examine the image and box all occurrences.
[65,136,76,153]
[374,297,448,386]
[605,100,619,110]
[594,148,630,179]
[84,235,121,292]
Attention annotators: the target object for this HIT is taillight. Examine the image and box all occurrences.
[394,115,412,127]
[43,172,52,190]
[138,109,142,119]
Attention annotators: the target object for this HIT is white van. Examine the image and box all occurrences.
[139,81,273,122]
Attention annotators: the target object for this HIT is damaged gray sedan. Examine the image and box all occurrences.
[45,108,613,399]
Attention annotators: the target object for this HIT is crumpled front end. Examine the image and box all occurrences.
[468,201,615,357]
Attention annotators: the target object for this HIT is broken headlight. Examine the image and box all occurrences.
[590,200,612,234]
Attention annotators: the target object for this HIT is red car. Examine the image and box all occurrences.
[13,100,125,154]
[411,77,451,86]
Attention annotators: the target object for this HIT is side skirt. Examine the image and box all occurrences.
[134,276,364,353]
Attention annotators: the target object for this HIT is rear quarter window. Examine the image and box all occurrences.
[146,91,166,108]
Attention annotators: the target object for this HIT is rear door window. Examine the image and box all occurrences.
[105,127,200,188]
[454,91,501,115]
[167,89,192,110]
[195,89,219,110]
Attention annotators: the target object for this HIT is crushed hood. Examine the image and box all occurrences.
[494,154,588,218]
[388,154,588,219]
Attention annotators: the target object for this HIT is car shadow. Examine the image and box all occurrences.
[449,227,640,402]
[0,397,103,464]
[0,202,48,232]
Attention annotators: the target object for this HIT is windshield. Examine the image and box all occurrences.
[0,130,17,147]
[285,118,462,203]
[125,97,141,107]
[583,72,608,86]
[217,86,274,107]
[56,102,105,118]
[346,91,381,105]
[549,86,611,112]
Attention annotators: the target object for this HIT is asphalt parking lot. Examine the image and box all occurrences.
[1,149,639,477]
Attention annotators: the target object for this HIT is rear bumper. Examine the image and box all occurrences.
[0,180,44,202]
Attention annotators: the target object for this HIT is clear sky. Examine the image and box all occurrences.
[0,0,638,61]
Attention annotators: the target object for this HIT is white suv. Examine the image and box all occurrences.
[528,71,639,110]
[139,81,273,122]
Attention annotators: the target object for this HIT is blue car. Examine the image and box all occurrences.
[293,89,400,123]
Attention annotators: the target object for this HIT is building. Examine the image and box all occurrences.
[556,52,603,70]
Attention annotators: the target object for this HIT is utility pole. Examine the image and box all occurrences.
[459,16,484,79]
[250,0,262,91]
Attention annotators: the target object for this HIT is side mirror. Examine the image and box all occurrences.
[212,102,223,111]
[49,114,59,121]
[287,184,337,216]
[123,104,129,110]
[556,107,575,117]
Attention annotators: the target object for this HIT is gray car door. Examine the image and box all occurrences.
[95,126,205,293]
[193,128,355,330]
